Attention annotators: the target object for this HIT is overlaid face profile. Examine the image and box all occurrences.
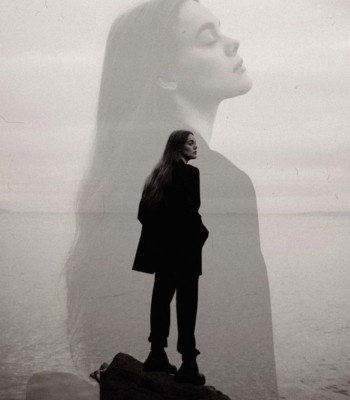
[171,0,253,102]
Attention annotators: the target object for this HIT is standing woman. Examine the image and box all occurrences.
[132,130,209,385]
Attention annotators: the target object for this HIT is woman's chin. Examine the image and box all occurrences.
[227,75,253,98]
[240,80,253,95]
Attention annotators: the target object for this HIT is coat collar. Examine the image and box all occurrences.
[174,158,187,166]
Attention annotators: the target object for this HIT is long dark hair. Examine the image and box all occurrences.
[141,130,193,206]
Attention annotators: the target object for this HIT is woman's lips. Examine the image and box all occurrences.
[233,59,245,73]
[234,65,246,73]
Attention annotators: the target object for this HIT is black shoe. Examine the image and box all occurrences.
[174,361,206,385]
[143,350,177,374]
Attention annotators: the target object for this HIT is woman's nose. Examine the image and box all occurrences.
[224,36,240,57]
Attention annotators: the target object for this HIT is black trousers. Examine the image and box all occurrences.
[148,270,200,357]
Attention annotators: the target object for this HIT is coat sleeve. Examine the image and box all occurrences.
[137,189,167,231]
[172,166,209,246]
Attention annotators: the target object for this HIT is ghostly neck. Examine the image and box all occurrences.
[172,92,220,144]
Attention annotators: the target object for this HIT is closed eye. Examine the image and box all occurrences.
[205,39,218,46]
[198,29,219,46]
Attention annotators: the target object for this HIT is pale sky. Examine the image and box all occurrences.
[1,0,349,213]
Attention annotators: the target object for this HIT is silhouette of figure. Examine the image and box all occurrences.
[132,130,209,384]
[64,0,279,398]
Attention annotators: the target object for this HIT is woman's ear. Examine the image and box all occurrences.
[156,75,178,91]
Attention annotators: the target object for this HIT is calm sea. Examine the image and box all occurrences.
[1,211,349,400]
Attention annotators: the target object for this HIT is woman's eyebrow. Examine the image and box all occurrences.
[195,20,221,38]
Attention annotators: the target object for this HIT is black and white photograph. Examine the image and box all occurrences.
[1,1,349,399]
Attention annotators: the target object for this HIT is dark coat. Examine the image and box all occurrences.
[132,159,209,276]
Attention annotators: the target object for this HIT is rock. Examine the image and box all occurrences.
[100,353,231,400]
[26,371,99,400]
